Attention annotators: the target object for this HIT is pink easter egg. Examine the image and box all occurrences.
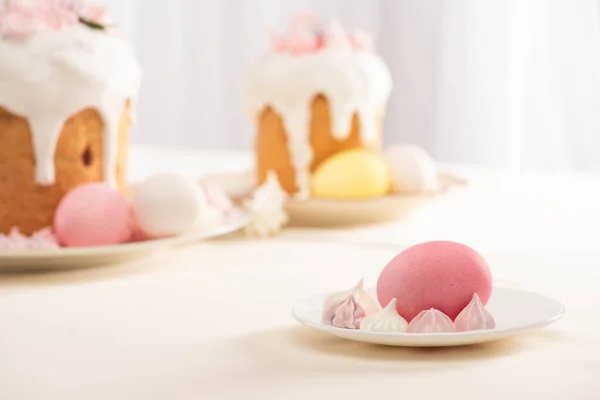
[377,241,493,321]
[54,183,133,247]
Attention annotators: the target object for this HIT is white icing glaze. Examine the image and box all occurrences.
[244,171,289,237]
[454,293,496,332]
[244,34,392,197]
[0,24,142,185]
[324,278,381,316]
[360,298,408,332]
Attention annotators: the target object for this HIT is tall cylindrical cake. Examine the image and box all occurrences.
[244,16,392,198]
[0,1,142,234]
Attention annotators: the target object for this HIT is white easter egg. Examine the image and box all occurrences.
[131,173,207,237]
[383,144,439,193]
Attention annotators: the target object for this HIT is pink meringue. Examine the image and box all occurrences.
[407,308,455,333]
[323,278,381,316]
[454,293,496,332]
[0,227,60,250]
[201,183,233,214]
[322,295,365,329]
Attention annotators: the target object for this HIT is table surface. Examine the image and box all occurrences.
[1,146,599,400]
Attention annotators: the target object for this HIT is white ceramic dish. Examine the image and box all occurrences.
[292,286,565,347]
[0,208,248,272]
[285,173,465,227]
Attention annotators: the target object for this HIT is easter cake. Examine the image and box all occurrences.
[0,0,141,235]
[244,14,393,199]
[243,14,446,206]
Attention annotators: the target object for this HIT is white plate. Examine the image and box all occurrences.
[286,173,466,227]
[203,171,466,227]
[0,208,248,272]
[285,193,435,227]
[292,286,565,347]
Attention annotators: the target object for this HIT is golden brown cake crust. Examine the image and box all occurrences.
[255,95,382,194]
[0,102,131,235]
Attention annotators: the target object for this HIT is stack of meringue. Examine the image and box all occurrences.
[322,284,495,334]
[243,171,289,238]
[322,279,380,329]
[0,227,59,250]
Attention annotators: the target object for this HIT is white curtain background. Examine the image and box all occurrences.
[103,0,600,172]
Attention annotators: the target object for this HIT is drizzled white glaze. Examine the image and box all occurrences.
[0,24,142,185]
[244,45,392,197]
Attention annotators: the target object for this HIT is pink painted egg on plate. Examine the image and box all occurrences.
[377,241,493,321]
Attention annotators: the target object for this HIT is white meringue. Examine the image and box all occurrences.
[244,171,289,237]
[454,293,496,332]
[407,308,455,333]
[360,298,408,332]
[324,278,381,316]
[0,227,59,250]
[322,295,365,329]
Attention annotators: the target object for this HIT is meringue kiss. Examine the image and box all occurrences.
[322,295,365,329]
[407,308,455,333]
[323,278,381,316]
[360,298,408,332]
[454,293,496,332]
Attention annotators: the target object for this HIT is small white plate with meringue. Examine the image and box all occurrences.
[292,286,565,347]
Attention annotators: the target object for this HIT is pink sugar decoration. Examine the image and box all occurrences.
[74,0,109,25]
[0,0,78,39]
[0,227,60,250]
[349,29,373,51]
[0,0,109,40]
[269,14,372,55]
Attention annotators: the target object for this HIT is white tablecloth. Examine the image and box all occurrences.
[1,146,599,399]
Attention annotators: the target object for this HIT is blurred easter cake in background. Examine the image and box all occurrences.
[244,14,392,199]
[0,0,141,235]
[216,14,462,229]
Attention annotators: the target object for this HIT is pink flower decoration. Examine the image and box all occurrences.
[73,0,109,25]
[0,0,78,39]
[0,0,110,40]
[269,14,373,55]
[349,30,373,52]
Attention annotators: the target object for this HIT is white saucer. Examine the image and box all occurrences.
[203,171,466,227]
[0,208,248,272]
[292,286,565,347]
[285,193,434,227]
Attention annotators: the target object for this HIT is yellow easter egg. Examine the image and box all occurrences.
[311,150,392,199]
